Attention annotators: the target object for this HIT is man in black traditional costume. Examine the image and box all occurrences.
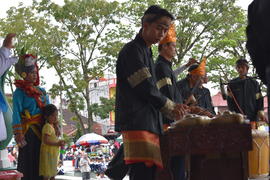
[155,23,186,180]
[115,5,188,180]
[227,59,265,122]
[176,60,216,116]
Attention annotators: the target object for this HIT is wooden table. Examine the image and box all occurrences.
[159,123,252,180]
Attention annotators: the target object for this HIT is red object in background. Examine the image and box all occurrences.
[80,142,90,146]
[114,141,120,149]
[71,144,77,148]
[0,170,23,180]
[99,77,107,81]
[72,159,75,166]
[7,154,15,162]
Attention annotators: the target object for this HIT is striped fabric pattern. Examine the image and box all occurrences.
[122,130,163,168]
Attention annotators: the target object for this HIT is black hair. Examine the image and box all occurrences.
[236,58,249,67]
[188,64,199,72]
[141,5,174,25]
[158,43,165,52]
[42,104,58,123]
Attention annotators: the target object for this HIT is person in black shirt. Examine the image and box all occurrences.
[227,59,265,122]
[155,24,185,180]
[177,61,216,116]
[115,5,188,180]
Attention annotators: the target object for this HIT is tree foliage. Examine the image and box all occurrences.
[34,0,124,133]
[91,97,115,119]
[0,3,65,92]
[121,0,248,85]
[0,0,251,134]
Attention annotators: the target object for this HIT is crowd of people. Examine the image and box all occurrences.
[0,3,267,180]
[54,141,120,179]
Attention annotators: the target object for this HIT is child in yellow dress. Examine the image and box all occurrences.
[39,104,65,180]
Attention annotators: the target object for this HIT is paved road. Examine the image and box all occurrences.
[55,160,128,180]
[56,160,270,180]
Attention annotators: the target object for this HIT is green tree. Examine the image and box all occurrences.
[91,97,115,119]
[121,0,248,85]
[0,0,124,134]
[0,3,66,93]
[74,122,83,142]
[63,133,72,146]
[0,0,251,133]
[35,0,124,133]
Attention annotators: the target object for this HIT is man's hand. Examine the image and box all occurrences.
[15,133,26,148]
[189,106,214,118]
[3,33,16,49]
[185,95,197,106]
[186,58,198,67]
[172,104,190,120]
[258,111,268,122]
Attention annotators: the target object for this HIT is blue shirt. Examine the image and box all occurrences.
[12,87,49,132]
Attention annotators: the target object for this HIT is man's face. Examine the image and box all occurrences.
[236,64,248,77]
[163,42,176,59]
[203,74,208,84]
[190,74,204,86]
[25,67,37,83]
[143,16,172,45]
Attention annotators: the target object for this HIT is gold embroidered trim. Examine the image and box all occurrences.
[156,77,172,89]
[13,129,23,134]
[256,93,262,100]
[127,67,152,88]
[13,124,22,129]
[160,98,175,119]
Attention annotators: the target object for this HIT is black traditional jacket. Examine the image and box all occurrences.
[177,78,216,115]
[155,55,183,125]
[115,34,175,135]
[227,77,263,121]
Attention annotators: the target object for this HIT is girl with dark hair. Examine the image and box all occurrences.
[39,104,65,180]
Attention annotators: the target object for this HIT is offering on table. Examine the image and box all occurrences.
[211,111,244,124]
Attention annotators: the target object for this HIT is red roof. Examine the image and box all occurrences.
[212,92,227,107]
[264,96,268,112]
[212,92,268,110]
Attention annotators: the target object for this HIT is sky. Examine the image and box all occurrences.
[0,0,254,94]
[0,0,253,18]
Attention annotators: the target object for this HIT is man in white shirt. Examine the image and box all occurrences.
[80,153,91,180]
[0,33,18,142]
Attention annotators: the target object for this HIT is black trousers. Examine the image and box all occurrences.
[170,156,185,180]
[129,163,156,180]
[105,144,129,180]
[18,128,42,180]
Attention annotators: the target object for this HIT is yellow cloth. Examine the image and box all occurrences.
[21,110,42,136]
[39,123,60,177]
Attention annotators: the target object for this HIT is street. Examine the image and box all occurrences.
[55,160,128,180]
[55,161,269,180]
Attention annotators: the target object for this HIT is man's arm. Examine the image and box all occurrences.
[155,63,174,101]
[119,45,186,119]
[173,65,187,77]
[173,58,197,77]
[204,88,216,115]
[0,34,18,76]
